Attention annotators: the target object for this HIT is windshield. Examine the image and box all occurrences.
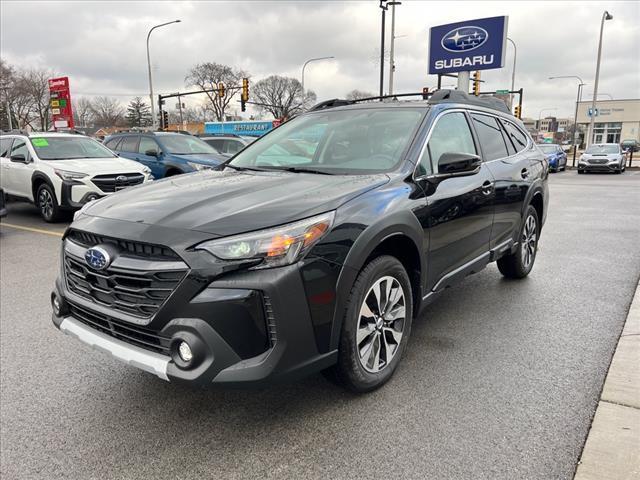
[229,107,426,174]
[538,145,558,153]
[586,144,619,154]
[158,135,219,155]
[30,136,116,160]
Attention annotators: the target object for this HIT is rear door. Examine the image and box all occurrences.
[418,110,496,291]
[475,114,533,250]
[0,137,15,192]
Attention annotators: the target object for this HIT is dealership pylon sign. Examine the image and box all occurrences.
[428,16,508,75]
[48,76,74,130]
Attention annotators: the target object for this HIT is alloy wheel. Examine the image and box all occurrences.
[356,276,406,373]
[521,214,537,269]
[39,189,53,219]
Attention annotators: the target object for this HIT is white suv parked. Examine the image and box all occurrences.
[0,132,153,222]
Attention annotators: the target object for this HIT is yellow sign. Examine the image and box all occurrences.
[51,100,60,107]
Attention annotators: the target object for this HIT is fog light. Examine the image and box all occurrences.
[178,341,193,363]
[52,295,61,316]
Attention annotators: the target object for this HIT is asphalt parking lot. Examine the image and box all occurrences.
[1,171,639,480]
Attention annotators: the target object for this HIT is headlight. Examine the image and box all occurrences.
[196,211,335,269]
[54,169,88,181]
[142,166,152,174]
[186,162,214,171]
[608,156,621,163]
[579,156,587,163]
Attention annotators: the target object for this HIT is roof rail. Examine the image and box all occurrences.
[309,89,511,115]
[1,129,30,136]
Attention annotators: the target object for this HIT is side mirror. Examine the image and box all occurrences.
[10,154,27,163]
[145,150,159,157]
[437,152,482,176]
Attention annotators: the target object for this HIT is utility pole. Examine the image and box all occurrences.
[388,2,397,95]
[587,10,613,146]
[177,94,184,126]
[507,38,517,109]
[379,1,387,98]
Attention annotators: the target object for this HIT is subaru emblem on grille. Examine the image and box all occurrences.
[115,175,128,183]
[84,246,111,270]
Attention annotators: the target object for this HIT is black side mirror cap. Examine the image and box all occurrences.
[437,152,482,175]
[10,154,27,163]
[145,150,159,157]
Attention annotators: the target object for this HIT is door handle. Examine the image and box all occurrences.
[481,180,494,195]
[521,168,529,179]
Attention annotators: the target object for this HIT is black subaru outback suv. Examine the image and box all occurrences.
[51,90,548,392]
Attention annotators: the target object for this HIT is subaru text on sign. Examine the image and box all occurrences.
[428,16,508,74]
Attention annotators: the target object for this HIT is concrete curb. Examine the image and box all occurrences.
[574,280,640,480]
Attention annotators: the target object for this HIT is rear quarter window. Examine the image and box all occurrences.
[0,137,14,157]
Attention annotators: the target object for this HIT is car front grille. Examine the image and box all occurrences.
[64,254,186,319]
[63,231,187,320]
[91,173,145,193]
[588,158,608,164]
[69,301,171,355]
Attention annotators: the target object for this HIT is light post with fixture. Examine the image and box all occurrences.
[549,75,585,166]
[587,10,613,146]
[147,20,181,129]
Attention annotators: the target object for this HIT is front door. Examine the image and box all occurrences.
[416,110,495,292]
[136,137,163,178]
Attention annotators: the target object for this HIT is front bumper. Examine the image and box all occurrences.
[578,162,622,173]
[52,228,339,387]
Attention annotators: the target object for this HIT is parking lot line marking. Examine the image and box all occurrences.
[0,222,64,237]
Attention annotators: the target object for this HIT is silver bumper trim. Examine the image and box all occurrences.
[59,317,170,381]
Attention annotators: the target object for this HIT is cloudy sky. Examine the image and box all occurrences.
[2,0,639,119]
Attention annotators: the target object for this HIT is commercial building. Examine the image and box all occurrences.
[577,99,640,146]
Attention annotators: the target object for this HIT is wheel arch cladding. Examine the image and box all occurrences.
[329,211,426,351]
[31,172,55,204]
[530,191,543,228]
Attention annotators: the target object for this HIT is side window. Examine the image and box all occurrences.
[209,139,224,152]
[501,120,529,153]
[418,112,476,176]
[104,137,121,150]
[119,136,139,153]
[226,140,243,154]
[0,138,14,157]
[10,139,30,160]
[138,137,159,155]
[471,114,509,161]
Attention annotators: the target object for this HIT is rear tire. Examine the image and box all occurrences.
[327,255,413,393]
[36,183,62,223]
[497,205,540,279]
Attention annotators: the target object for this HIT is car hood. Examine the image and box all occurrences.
[172,153,227,165]
[82,169,389,236]
[45,157,146,174]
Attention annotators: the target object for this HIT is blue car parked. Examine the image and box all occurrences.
[104,132,228,179]
[538,144,567,172]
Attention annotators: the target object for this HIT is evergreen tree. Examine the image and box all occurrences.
[125,97,152,127]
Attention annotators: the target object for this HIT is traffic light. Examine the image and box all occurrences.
[162,111,169,129]
[473,71,481,96]
[514,105,521,119]
[422,87,429,100]
[241,78,249,112]
[218,82,225,98]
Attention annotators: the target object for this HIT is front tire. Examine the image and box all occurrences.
[329,256,413,393]
[497,205,540,279]
[36,184,62,223]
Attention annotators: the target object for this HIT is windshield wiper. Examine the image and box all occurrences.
[262,166,334,175]
[223,164,266,172]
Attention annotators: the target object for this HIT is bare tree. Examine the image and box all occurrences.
[185,63,247,121]
[73,97,94,127]
[252,76,316,120]
[20,68,53,131]
[90,96,125,127]
[345,89,375,100]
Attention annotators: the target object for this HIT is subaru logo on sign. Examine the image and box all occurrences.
[84,247,111,270]
[441,26,489,52]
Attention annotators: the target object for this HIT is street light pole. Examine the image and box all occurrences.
[301,56,335,93]
[549,75,585,166]
[147,20,181,130]
[587,10,613,147]
[388,2,402,95]
[379,1,387,98]
[507,37,517,109]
